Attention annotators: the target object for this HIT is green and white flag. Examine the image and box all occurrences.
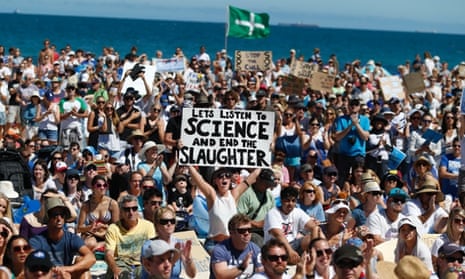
[227,6,270,39]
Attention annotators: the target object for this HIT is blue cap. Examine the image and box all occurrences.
[388,188,409,200]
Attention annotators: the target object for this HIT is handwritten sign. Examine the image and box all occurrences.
[121,62,156,97]
[403,72,425,94]
[290,60,317,79]
[185,71,203,93]
[235,51,272,72]
[179,108,275,168]
[309,72,335,92]
[459,65,465,78]
[175,230,211,278]
[379,76,405,101]
[153,57,186,73]
[281,75,306,95]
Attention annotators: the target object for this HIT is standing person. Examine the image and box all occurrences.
[98,102,121,156]
[143,103,165,144]
[29,197,96,279]
[104,194,156,278]
[35,92,60,146]
[439,137,461,200]
[237,169,276,246]
[188,166,257,253]
[58,84,88,149]
[116,88,144,150]
[210,214,263,279]
[333,98,370,185]
[86,95,106,150]
[140,239,180,279]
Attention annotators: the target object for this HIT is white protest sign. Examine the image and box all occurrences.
[153,57,185,73]
[185,72,203,93]
[234,51,273,71]
[179,108,275,168]
[379,76,405,101]
[121,62,156,97]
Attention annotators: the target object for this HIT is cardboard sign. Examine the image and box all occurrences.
[179,108,275,168]
[234,51,272,71]
[459,65,465,78]
[153,57,185,73]
[309,71,335,92]
[121,62,156,97]
[402,72,425,94]
[281,75,306,95]
[379,76,405,101]
[289,60,317,79]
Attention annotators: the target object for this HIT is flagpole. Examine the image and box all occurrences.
[224,5,229,53]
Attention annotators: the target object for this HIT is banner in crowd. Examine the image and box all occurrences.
[227,6,270,39]
[459,64,465,78]
[290,60,317,79]
[121,62,156,97]
[379,76,405,101]
[153,57,185,73]
[235,51,273,71]
[179,108,275,168]
[402,72,425,94]
[309,71,335,92]
[281,75,306,95]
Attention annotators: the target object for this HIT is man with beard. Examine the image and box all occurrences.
[250,239,290,279]
[29,197,96,279]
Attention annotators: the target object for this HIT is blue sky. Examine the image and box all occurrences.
[3,0,465,34]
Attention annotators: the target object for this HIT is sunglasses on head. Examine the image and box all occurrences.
[13,244,31,253]
[122,206,138,213]
[267,254,289,262]
[316,248,333,257]
[159,218,176,225]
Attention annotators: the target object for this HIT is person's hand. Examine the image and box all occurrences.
[240,251,252,270]
[176,240,193,261]
[306,248,316,272]
[350,114,359,125]
[296,251,308,277]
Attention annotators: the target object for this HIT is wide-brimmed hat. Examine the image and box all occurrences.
[138,141,165,161]
[414,176,444,202]
[127,129,147,143]
[0,180,18,199]
[394,255,431,279]
[43,197,71,223]
[363,181,382,193]
[414,156,432,168]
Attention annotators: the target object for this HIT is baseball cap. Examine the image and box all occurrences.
[332,244,364,268]
[258,169,276,184]
[438,243,465,257]
[323,166,338,176]
[44,197,71,223]
[141,239,180,262]
[55,161,68,173]
[300,164,313,173]
[388,188,409,201]
[25,250,53,272]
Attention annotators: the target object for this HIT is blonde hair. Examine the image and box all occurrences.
[446,207,465,245]
[0,193,12,220]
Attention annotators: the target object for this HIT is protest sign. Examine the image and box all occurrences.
[309,71,335,92]
[379,76,405,101]
[185,71,204,93]
[402,72,425,94]
[121,62,156,97]
[153,57,185,73]
[289,60,317,79]
[235,51,272,71]
[175,230,211,279]
[179,108,275,168]
[281,75,306,95]
[459,65,465,78]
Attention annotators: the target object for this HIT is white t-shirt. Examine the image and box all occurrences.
[402,198,448,234]
[264,207,310,243]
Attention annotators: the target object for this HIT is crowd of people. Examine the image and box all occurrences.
[0,40,463,279]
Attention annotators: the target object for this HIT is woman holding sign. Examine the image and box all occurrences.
[188,165,260,254]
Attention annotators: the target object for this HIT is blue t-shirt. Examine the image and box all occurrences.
[210,239,262,279]
[297,202,326,222]
[440,153,461,198]
[334,114,370,156]
[29,230,85,266]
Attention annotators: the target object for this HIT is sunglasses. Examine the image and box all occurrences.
[311,123,320,127]
[122,206,138,212]
[392,198,406,204]
[94,183,108,189]
[105,107,114,110]
[316,248,333,257]
[236,228,252,234]
[150,201,162,206]
[370,191,382,196]
[13,244,31,253]
[49,211,66,218]
[454,218,465,225]
[86,166,97,171]
[446,256,464,264]
[336,259,362,269]
[304,189,315,194]
[53,157,62,160]
[267,254,289,262]
[29,265,51,273]
[0,230,9,238]
[284,113,294,117]
[216,173,232,179]
[159,218,176,225]
[97,101,105,104]
[332,199,349,206]
[68,176,80,181]
[153,109,161,112]
[454,145,461,148]
[325,172,338,177]
[142,185,155,190]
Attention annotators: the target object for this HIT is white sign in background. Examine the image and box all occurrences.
[121,62,156,97]
[179,108,275,168]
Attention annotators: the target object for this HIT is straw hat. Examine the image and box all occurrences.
[394,255,430,279]
[127,129,147,143]
[414,176,444,201]
[138,141,165,161]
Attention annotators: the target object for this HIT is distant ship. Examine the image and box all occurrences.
[13,8,21,14]
[277,22,319,28]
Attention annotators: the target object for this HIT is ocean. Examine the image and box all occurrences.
[1,13,465,73]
